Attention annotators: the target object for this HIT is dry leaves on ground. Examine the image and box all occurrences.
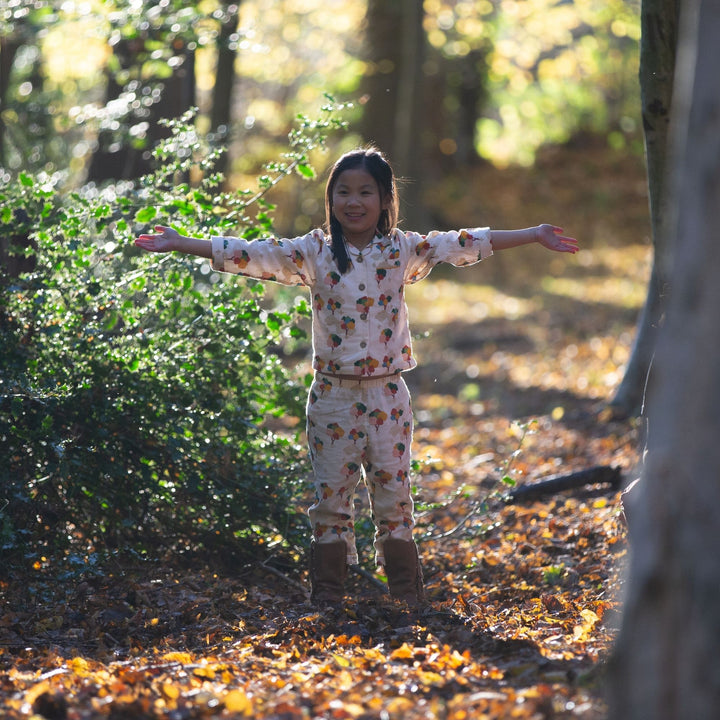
[0,395,637,720]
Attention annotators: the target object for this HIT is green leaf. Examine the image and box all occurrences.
[173,199,194,215]
[296,163,315,179]
[0,101,344,561]
[135,207,157,223]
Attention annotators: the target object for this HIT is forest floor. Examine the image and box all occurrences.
[1,142,650,719]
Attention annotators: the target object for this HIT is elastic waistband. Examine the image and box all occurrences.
[315,372,402,389]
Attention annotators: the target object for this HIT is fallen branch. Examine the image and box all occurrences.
[350,564,387,591]
[506,465,623,503]
[259,560,309,595]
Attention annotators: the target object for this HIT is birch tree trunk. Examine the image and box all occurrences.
[609,1,720,716]
[610,0,680,416]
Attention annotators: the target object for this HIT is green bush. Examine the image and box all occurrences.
[0,104,346,565]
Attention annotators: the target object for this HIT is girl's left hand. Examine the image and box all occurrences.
[536,224,579,253]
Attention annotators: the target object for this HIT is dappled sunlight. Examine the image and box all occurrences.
[406,243,651,330]
[401,243,649,411]
[480,336,631,400]
[576,243,651,278]
[41,4,110,83]
[406,278,538,324]
[541,274,646,311]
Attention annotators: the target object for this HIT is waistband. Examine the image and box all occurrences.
[315,372,403,388]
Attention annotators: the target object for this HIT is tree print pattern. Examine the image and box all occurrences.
[305,373,415,566]
[210,227,492,379]
[209,226,493,564]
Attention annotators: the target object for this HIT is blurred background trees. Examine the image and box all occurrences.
[1,0,642,227]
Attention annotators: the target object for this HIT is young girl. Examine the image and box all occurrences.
[135,147,577,607]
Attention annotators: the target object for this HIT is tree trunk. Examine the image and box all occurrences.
[210,1,240,183]
[358,0,403,152]
[87,40,196,182]
[454,49,486,167]
[359,0,429,229]
[608,1,720,717]
[392,1,423,178]
[610,0,680,417]
[0,35,21,166]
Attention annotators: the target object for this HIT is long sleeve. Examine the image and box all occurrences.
[398,227,493,284]
[210,230,328,287]
[209,226,494,378]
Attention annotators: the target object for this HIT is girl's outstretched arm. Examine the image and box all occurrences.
[490,224,578,253]
[135,225,212,259]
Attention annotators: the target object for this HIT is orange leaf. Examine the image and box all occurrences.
[390,643,414,660]
[224,689,253,714]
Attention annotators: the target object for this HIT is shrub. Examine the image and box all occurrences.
[0,104,346,566]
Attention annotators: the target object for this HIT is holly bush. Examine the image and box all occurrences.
[0,104,346,566]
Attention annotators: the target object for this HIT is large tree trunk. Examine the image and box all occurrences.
[209,1,240,183]
[87,40,196,182]
[359,0,428,229]
[610,0,680,417]
[392,0,424,195]
[0,35,21,166]
[608,1,720,717]
[358,0,404,155]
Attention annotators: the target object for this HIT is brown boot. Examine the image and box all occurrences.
[309,540,348,606]
[383,538,426,606]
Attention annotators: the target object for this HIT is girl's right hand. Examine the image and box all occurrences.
[135,225,180,253]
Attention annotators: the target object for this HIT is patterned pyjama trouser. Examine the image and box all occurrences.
[306,372,415,566]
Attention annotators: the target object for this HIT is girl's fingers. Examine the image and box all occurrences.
[556,234,578,246]
[136,226,168,239]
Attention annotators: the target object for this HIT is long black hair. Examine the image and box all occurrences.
[324,147,399,274]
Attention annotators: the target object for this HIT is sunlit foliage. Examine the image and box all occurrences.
[1,0,640,184]
[0,104,346,562]
[475,0,641,165]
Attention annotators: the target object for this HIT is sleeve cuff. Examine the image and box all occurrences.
[469,227,493,259]
[210,236,227,271]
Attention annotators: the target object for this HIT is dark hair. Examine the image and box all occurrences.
[324,147,399,274]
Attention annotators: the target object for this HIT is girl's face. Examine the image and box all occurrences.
[331,168,389,248]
